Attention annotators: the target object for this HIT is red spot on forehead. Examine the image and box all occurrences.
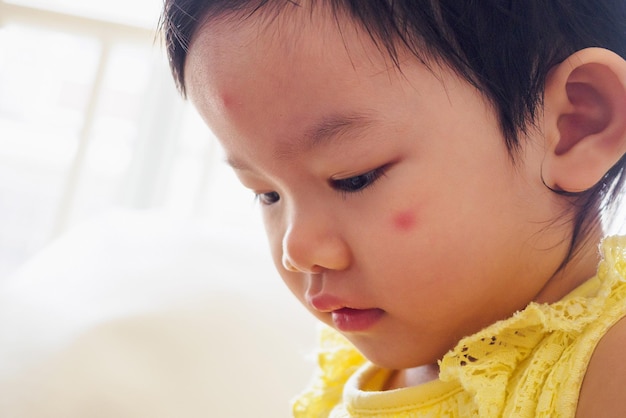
[220,93,235,109]
[216,91,246,123]
[392,210,417,232]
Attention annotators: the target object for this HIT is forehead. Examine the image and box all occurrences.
[187,3,378,56]
[186,8,395,86]
[185,2,421,91]
[183,5,409,147]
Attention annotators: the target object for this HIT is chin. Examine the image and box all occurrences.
[351,342,441,371]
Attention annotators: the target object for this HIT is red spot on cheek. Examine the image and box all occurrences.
[392,210,417,232]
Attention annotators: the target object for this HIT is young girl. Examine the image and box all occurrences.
[160,1,626,416]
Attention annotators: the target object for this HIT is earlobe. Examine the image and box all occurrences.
[542,48,626,193]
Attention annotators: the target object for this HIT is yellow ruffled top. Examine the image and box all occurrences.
[292,236,626,417]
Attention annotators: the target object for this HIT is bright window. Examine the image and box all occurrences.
[0,0,263,280]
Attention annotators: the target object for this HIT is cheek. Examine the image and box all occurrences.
[261,218,284,269]
[391,209,418,232]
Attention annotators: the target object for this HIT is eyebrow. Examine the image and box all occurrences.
[226,111,376,170]
[299,112,375,152]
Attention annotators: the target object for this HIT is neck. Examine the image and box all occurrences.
[384,363,440,390]
[534,227,603,304]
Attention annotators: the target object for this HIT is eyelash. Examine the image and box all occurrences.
[254,165,388,206]
[330,166,388,196]
[255,191,280,206]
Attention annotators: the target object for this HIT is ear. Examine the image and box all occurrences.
[542,48,626,193]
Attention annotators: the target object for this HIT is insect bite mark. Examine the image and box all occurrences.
[392,210,417,232]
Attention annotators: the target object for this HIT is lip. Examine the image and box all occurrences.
[308,294,384,332]
[307,293,345,312]
[331,308,384,332]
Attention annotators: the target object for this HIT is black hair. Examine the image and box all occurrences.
[160,0,626,267]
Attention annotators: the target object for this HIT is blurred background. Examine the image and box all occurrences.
[0,3,318,417]
[0,0,264,281]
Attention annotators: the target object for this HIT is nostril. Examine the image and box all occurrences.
[283,254,325,274]
[309,264,325,274]
[282,255,299,272]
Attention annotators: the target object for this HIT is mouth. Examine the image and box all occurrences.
[307,293,385,332]
[331,307,384,332]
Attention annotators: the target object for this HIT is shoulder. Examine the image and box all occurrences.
[576,316,626,417]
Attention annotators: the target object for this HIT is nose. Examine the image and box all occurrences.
[281,215,351,274]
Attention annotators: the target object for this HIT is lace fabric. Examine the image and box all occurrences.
[292,327,366,417]
[292,236,626,418]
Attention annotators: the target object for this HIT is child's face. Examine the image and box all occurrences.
[186,10,573,369]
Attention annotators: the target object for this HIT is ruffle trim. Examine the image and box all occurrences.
[292,327,366,417]
[439,235,626,417]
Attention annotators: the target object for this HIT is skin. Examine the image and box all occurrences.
[576,317,626,417]
[184,7,601,387]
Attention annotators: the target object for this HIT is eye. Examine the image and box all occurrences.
[255,191,280,206]
[330,166,388,194]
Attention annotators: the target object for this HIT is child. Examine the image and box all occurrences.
[160,1,626,416]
